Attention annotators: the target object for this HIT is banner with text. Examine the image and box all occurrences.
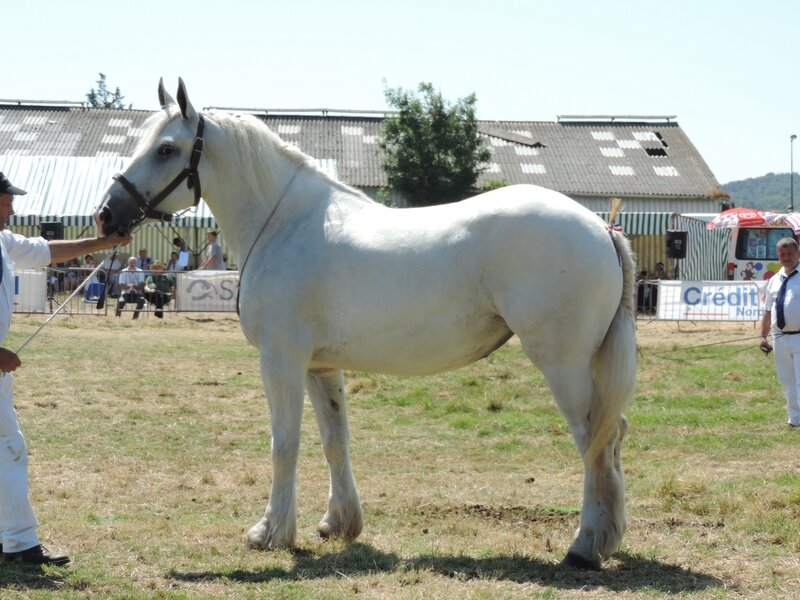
[175,271,239,312]
[656,280,767,321]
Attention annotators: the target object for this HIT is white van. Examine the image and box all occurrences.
[726,225,794,280]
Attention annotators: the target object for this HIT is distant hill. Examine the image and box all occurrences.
[721,172,798,212]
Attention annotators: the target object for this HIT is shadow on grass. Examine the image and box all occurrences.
[0,563,67,592]
[169,544,723,594]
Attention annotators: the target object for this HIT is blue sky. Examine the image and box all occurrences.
[4,0,798,185]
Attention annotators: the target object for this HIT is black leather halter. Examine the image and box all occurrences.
[112,115,205,228]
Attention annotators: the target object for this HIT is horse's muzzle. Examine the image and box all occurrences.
[95,196,120,236]
[95,193,141,236]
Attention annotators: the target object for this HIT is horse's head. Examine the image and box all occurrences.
[95,78,206,235]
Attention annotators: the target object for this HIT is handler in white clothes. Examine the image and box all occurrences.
[760,237,800,428]
[0,172,130,566]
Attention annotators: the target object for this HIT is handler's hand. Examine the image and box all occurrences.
[760,340,773,355]
[0,347,21,373]
[106,231,132,247]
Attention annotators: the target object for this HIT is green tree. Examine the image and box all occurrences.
[380,82,491,207]
[86,73,130,109]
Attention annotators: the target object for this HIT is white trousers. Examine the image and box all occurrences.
[773,332,800,425]
[0,372,40,552]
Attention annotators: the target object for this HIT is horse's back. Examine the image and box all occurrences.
[284,184,624,375]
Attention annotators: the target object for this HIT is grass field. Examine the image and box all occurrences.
[0,314,798,599]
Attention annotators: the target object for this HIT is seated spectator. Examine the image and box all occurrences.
[116,257,145,319]
[165,251,181,272]
[654,262,670,280]
[64,257,81,292]
[83,254,100,286]
[143,262,175,319]
[136,248,153,270]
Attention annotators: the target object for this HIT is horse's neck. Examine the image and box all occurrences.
[202,116,374,264]
[203,157,325,264]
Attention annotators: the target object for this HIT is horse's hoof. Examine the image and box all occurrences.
[317,522,334,539]
[562,551,601,571]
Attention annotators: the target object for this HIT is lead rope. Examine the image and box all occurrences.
[15,256,111,355]
[235,166,301,315]
[95,246,119,310]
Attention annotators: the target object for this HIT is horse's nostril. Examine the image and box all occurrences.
[98,206,112,224]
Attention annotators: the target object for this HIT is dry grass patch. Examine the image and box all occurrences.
[0,316,797,598]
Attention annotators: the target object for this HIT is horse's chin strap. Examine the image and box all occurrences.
[112,115,206,230]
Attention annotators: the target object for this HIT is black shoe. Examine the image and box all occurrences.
[3,544,70,566]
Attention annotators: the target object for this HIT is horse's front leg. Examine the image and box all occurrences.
[306,370,363,541]
[246,351,307,550]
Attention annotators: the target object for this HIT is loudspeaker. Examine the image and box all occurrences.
[40,221,63,241]
[666,229,687,259]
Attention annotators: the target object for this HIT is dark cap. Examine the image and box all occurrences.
[0,172,27,196]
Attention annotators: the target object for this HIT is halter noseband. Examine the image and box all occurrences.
[112,115,206,228]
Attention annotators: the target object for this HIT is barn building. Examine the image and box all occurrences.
[0,102,723,274]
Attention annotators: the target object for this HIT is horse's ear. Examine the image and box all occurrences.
[176,77,197,121]
[158,77,176,110]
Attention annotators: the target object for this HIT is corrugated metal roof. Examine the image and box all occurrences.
[0,105,721,218]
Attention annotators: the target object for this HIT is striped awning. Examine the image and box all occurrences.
[595,211,672,236]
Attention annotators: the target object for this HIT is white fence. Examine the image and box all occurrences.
[24,272,768,322]
[17,268,240,316]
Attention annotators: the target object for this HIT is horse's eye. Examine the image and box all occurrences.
[157,143,175,156]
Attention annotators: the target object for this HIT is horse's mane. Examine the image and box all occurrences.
[210,111,372,203]
[136,109,373,203]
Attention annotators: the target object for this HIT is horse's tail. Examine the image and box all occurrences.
[585,229,637,464]
[577,229,637,561]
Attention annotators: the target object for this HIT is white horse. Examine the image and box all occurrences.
[96,79,637,569]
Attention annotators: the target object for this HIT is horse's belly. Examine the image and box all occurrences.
[311,313,513,376]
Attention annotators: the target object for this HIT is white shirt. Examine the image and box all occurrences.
[0,231,51,345]
[118,267,145,288]
[764,266,800,332]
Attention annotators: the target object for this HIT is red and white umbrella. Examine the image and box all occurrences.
[784,212,800,234]
[706,207,784,229]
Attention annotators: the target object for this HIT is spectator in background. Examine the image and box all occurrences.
[83,254,99,286]
[136,248,153,271]
[174,237,190,270]
[63,257,81,292]
[173,237,187,253]
[654,262,670,280]
[116,257,145,319]
[198,230,224,270]
[143,262,175,318]
[165,251,180,272]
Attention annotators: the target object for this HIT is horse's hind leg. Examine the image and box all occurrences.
[525,348,627,569]
[306,370,364,541]
[246,352,306,550]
